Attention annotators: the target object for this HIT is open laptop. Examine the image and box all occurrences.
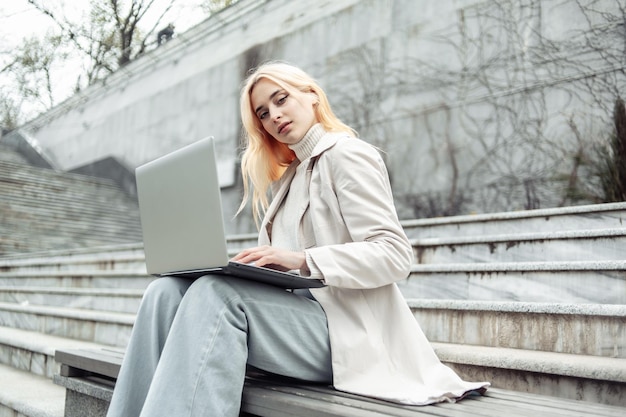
[135,136,325,289]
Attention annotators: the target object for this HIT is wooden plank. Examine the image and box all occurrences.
[54,349,625,417]
[433,395,541,417]
[55,348,122,379]
[297,383,520,417]
[245,379,624,417]
[244,378,488,417]
[485,389,625,417]
[244,387,406,417]
[470,393,585,417]
[243,386,395,417]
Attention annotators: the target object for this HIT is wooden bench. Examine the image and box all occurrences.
[53,348,625,417]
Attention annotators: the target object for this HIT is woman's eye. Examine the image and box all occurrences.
[258,110,268,120]
[277,94,288,105]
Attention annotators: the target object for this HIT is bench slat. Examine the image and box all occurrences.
[54,348,626,417]
[56,348,122,379]
[485,389,624,417]
[244,379,447,417]
[257,382,490,417]
[243,385,396,417]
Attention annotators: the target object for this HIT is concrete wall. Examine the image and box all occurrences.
[17,0,626,233]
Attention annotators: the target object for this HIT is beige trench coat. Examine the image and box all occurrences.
[258,132,489,405]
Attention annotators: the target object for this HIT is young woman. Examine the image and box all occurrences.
[106,62,488,417]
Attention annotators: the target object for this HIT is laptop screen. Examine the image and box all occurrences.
[135,137,231,275]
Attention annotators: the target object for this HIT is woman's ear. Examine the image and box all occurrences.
[309,89,320,106]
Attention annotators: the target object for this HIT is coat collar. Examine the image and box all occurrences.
[258,131,347,244]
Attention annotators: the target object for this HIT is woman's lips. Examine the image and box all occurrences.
[278,121,291,134]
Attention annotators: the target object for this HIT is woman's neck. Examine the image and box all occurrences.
[289,123,325,161]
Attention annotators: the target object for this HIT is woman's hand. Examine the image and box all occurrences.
[231,245,306,272]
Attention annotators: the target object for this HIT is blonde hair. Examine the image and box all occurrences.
[238,61,355,225]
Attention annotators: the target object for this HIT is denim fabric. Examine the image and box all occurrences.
[106,275,332,417]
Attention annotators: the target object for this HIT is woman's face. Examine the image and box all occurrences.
[250,78,318,145]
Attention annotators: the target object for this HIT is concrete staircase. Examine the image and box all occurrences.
[0,203,625,416]
[0,141,142,256]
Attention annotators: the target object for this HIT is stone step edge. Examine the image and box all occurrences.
[0,301,135,325]
[3,259,625,278]
[0,286,144,296]
[4,225,624,266]
[0,325,110,358]
[401,202,626,228]
[432,342,626,383]
[0,158,118,186]
[2,290,622,319]
[2,325,623,406]
[407,299,626,317]
[4,322,622,387]
[2,309,625,386]
[0,253,147,270]
[0,247,250,269]
[0,326,626,382]
[5,227,623,267]
[0,362,65,417]
[4,248,626,271]
[410,259,626,272]
[1,217,141,233]
[0,242,145,261]
[0,270,151,278]
[0,233,259,262]
[411,227,626,247]
[5,203,625,263]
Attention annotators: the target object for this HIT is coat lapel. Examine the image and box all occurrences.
[258,132,343,245]
[259,161,299,244]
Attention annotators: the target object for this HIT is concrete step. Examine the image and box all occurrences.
[0,234,259,274]
[0,234,142,258]
[0,242,145,262]
[4,283,621,357]
[0,207,141,239]
[0,362,64,417]
[434,342,626,407]
[0,226,141,256]
[1,294,623,407]
[0,244,147,273]
[413,228,626,264]
[15,262,620,297]
[400,260,626,304]
[4,286,622,359]
[0,207,140,231]
[401,202,626,239]
[0,195,140,223]
[0,158,142,256]
[0,191,139,226]
[0,326,108,378]
[0,143,30,164]
[0,270,154,290]
[410,300,626,358]
[0,183,139,210]
[0,302,134,347]
[0,287,144,314]
[0,159,118,190]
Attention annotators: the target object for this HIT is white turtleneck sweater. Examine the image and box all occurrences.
[270,123,325,253]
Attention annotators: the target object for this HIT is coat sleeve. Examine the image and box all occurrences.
[305,139,414,289]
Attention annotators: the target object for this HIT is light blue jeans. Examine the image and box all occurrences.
[106,275,333,417]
